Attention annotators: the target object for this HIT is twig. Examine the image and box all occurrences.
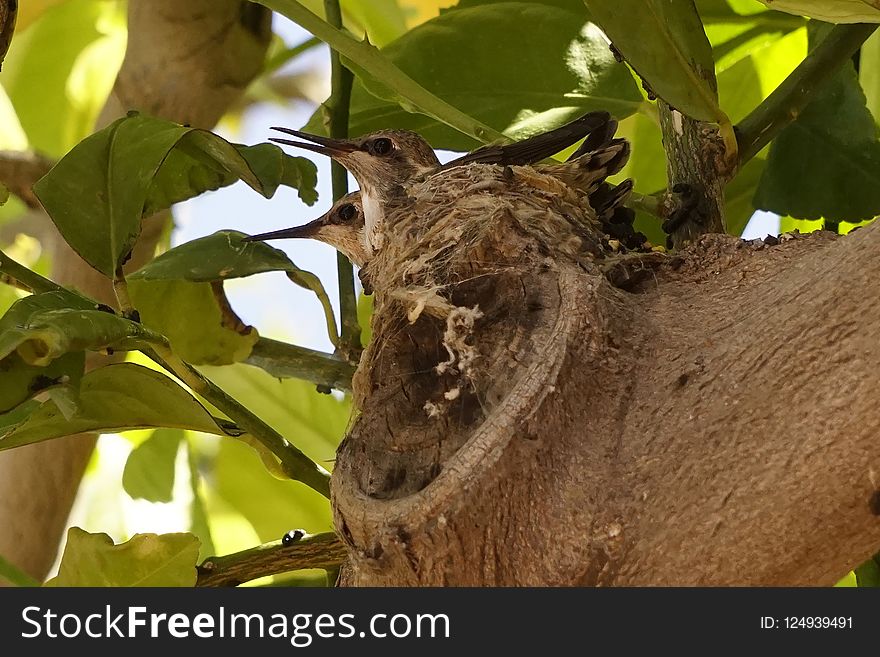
[245,336,355,391]
[146,347,331,498]
[264,35,321,74]
[197,531,346,587]
[323,0,361,358]
[0,151,54,209]
[736,23,878,166]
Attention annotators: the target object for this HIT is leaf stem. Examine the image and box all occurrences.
[113,265,135,316]
[146,346,331,498]
[256,0,506,144]
[197,531,345,587]
[323,0,362,358]
[736,23,878,166]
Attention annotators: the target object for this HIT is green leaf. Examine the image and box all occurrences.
[0,363,236,451]
[128,280,259,366]
[0,290,101,411]
[754,33,880,221]
[130,231,338,351]
[725,156,767,236]
[0,307,166,367]
[0,0,125,156]
[586,0,724,122]
[717,25,807,123]
[186,440,216,560]
[33,114,318,277]
[46,527,199,587]
[759,0,880,23]
[130,230,318,282]
[306,2,643,151]
[854,553,880,586]
[199,362,349,467]
[860,30,880,123]
[342,0,408,47]
[144,142,318,216]
[122,428,183,503]
[214,438,333,543]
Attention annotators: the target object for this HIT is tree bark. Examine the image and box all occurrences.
[332,163,880,586]
[0,0,271,582]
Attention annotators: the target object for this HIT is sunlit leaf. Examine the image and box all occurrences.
[199,362,349,467]
[725,157,767,235]
[122,428,183,503]
[760,0,880,23]
[585,0,724,122]
[46,527,199,586]
[755,29,880,221]
[129,231,338,361]
[1,0,124,155]
[128,280,259,366]
[0,363,236,451]
[213,438,333,543]
[306,2,643,151]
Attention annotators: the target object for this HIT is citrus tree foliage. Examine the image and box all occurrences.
[0,0,878,587]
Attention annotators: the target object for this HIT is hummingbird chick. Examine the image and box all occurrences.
[244,192,370,268]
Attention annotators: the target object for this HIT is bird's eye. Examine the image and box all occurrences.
[370,137,394,156]
[338,203,358,222]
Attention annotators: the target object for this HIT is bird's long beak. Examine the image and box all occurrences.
[243,218,323,242]
[269,127,358,156]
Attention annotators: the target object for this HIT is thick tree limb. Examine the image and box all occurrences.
[0,151,53,209]
[331,161,880,586]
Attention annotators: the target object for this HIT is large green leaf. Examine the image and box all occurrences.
[130,230,320,283]
[585,0,724,123]
[0,363,236,451]
[725,156,767,235]
[122,428,183,503]
[200,362,349,467]
[754,30,880,221]
[33,114,318,277]
[128,280,259,366]
[0,289,89,412]
[213,438,333,543]
[760,0,880,22]
[0,307,166,367]
[144,141,318,216]
[46,528,199,587]
[306,2,643,151]
[130,231,338,353]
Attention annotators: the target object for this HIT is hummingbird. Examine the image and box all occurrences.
[245,192,370,268]
[268,111,618,254]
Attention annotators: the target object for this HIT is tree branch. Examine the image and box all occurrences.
[245,337,355,391]
[197,531,346,587]
[323,0,362,359]
[0,152,54,209]
[736,23,878,167]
